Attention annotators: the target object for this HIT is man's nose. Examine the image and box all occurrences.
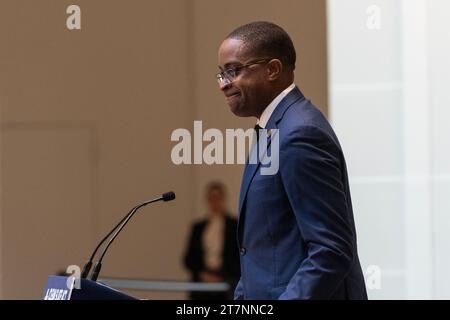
[219,78,232,91]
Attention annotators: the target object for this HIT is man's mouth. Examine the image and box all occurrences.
[225,92,241,99]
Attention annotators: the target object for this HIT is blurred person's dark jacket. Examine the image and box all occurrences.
[184,214,240,300]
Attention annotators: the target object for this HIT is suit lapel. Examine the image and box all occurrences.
[238,87,305,214]
[238,133,271,212]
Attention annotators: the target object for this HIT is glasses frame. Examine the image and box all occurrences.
[216,58,273,85]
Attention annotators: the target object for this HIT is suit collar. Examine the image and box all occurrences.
[257,83,296,128]
[265,86,305,130]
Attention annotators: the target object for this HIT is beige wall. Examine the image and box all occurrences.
[0,0,327,299]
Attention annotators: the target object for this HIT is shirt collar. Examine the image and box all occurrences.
[256,83,296,128]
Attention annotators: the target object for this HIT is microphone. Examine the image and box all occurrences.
[80,191,176,281]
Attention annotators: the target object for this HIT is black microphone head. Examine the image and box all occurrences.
[162,191,175,202]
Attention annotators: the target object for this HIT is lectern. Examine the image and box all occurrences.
[43,276,137,300]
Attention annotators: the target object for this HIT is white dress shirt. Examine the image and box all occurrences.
[202,214,225,271]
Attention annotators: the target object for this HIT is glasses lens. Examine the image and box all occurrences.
[216,73,223,83]
[224,69,237,80]
[216,69,235,85]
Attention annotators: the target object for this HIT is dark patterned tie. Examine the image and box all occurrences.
[254,124,262,142]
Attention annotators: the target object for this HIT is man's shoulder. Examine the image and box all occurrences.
[191,219,208,230]
[224,214,238,225]
[279,99,330,133]
[277,98,342,150]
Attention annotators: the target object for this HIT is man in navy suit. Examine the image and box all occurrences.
[216,21,368,299]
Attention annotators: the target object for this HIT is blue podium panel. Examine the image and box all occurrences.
[43,276,137,300]
[43,276,73,300]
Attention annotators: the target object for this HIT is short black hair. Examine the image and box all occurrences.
[226,21,296,72]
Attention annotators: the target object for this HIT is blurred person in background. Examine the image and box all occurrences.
[183,181,240,300]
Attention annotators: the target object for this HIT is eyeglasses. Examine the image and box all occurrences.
[216,58,272,86]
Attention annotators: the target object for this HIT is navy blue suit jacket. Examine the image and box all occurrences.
[234,87,367,300]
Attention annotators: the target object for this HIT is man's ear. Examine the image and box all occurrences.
[267,59,283,81]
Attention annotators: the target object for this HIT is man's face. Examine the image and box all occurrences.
[207,189,225,214]
[217,39,270,118]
